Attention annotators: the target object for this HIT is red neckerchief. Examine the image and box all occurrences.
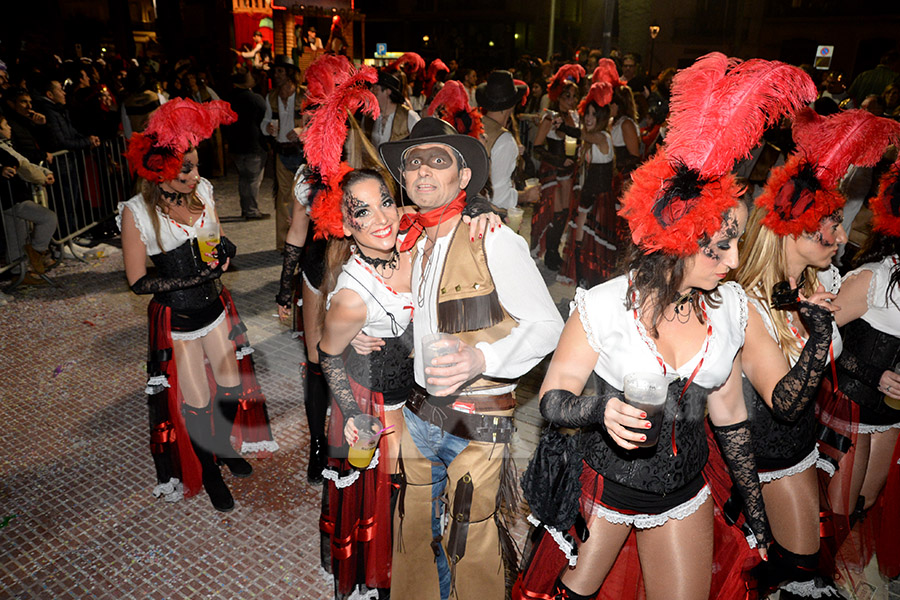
[398,190,467,252]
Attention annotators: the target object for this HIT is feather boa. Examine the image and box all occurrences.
[871,160,900,237]
[514,78,530,106]
[309,162,353,240]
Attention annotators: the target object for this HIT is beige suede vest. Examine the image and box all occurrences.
[361,104,411,142]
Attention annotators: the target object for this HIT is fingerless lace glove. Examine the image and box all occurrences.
[130,264,223,295]
[540,388,617,429]
[770,302,834,422]
[556,123,582,139]
[712,419,771,548]
[317,343,363,423]
[276,242,304,307]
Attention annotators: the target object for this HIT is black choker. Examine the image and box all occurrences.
[664,289,696,323]
[356,247,399,271]
[159,187,184,206]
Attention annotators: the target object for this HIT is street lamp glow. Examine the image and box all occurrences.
[489,40,495,47]
[423,35,430,42]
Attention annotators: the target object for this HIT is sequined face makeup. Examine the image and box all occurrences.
[341,177,399,258]
[166,149,200,194]
[684,203,748,291]
[699,208,742,262]
[804,209,844,247]
[792,208,848,269]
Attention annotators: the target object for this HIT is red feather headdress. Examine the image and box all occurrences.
[757,108,900,237]
[619,52,816,255]
[424,59,449,98]
[578,81,613,115]
[309,162,354,240]
[870,159,900,237]
[514,79,530,107]
[591,59,625,89]
[547,63,586,102]
[426,80,484,139]
[386,52,426,76]
[304,54,354,108]
[125,97,237,183]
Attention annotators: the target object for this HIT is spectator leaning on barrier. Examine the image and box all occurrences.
[4,87,51,165]
[33,78,100,152]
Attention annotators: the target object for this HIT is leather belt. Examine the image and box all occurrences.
[408,387,515,444]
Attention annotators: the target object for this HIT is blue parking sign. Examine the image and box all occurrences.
[376,43,387,56]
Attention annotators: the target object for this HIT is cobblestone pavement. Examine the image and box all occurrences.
[1,169,897,599]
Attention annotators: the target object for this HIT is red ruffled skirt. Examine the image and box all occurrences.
[319,377,395,596]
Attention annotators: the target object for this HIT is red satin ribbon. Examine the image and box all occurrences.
[150,421,176,453]
[398,190,467,252]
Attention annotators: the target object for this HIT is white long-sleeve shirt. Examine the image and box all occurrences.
[260,91,299,144]
[488,130,518,210]
[411,222,564,395]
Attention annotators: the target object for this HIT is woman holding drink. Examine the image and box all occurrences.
[515,54,816,600]
[120,98,277,512]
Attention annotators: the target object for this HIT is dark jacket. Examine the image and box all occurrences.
[34,97,92,152]
[6,110,46,165]
[222,87,268,155]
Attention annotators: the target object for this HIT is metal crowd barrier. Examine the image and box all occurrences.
[1,136,132,288]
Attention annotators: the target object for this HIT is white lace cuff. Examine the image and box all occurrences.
[241,440,279,453]
[573,287,602,354]
[526,514,577,567]
[145,375,171,395]
[322,448,381,489]
[152,478,184,502]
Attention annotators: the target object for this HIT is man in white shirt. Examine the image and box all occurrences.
[361,71,420,148]
[475,70,540,210]
[378,118,563,600]
[260,55,304,251]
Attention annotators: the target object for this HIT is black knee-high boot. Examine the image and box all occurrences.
[545,211,567,271]
[551,577,596,600]
[756,543,841,599]
[212,384,253,477]
[574,240,584,286]
[306,361,328,484]
[183,405,235,512]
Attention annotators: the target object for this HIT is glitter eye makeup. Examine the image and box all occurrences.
[402,147,455,172]
[343,192,370,232]
[805,209,843,247]
[699,210,740,261]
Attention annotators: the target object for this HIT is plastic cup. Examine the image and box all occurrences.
[422,333,461,395]
[196,215,220,264]
[525,177,540,189]
[623,372,669,448]
[269,118,279,135]
[347,413,383,469]
[507,206,524,232]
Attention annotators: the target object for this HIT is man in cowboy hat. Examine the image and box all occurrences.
[360,70,420,148]
[378,117,563,599]
[476,70,540,209]
[260,55,305,250]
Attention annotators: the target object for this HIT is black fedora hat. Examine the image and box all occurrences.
[271,55,300,73]
[379,117,489,199]
[376,70,403,96]
[475,70,528,111]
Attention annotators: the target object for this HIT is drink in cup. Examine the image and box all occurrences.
[269,118,279,136]
[196,214,220,264]
[623,372,669,448]
[422,333,461,395]
[347,413,383,469]
[506,207,524,232]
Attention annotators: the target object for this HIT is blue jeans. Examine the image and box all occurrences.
[403,407,469,600]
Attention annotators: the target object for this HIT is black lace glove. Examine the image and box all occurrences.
[532,145,570,169]
[540,388,617,429]
[462,194,505,220]
[130,264,223,295]
[712,419,771,548]
[317,343,363,424]
[556,123,582,139]
[770,302,834,422]
[216,236,237,261]
[276,242,304,308]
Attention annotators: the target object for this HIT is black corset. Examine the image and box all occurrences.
[837,319,900,417]
[345,325,414,405]
[149,240,222,311]
[745,376,816,470]
[581,377,711,496]
[546,137,566,158]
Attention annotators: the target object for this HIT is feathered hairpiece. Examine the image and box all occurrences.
[547,63,586,102]
[125,98,237,182]
[427,80,484,139]
[425,59,449,98]
[578,81,613,115]
[302,58,379,185]
[591,59,625,89]
[619,52,816,255]
[870,159,900,237]
[757,108,900,236]
[514,79,530,107]
[304,54,354,108]
[309,161,354,239]
[386,52,426,76]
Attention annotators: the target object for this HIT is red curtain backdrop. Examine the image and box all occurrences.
[233,12,274,51]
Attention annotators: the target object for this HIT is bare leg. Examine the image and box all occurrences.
[172,337,213,408]
[860,428,900,510]
[637,497,714,600]
[558,513,633,595]
[199,318,242,388]
[827,432,871,515]
[762,467,820,555]
[302,280,323,364]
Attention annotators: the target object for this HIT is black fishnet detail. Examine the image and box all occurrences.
[130,264,223,295]
[713,420,771,547]
[770,302,834,422]
[276,242,304,307]
[539,388,614,428]
[317,344,363,422]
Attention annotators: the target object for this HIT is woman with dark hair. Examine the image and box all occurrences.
[559,81,615,287]
[119,98,277,512]
[531,64,584,271]
[515,53,814,600]
[735,108,900,598]
[609,85,641,178]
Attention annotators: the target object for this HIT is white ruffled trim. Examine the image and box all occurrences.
[585,485,711,529]
[859,421,900,434]
[236,346,255,360]
[240,440,279,453]
[384,401,406,412]
[144,374,171,395]
[573,287,603,354]
[579,223,617,251]
[152,478,184,502]
[347,587,380,600]
[527,514,577,567]
[721,282,749,334]
[322,448,381,489]
[170,311,227,341]
[779,579,842,598]
[759,447,818,482]
[303,271,322,295]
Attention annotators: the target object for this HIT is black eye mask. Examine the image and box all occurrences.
[402,147,455,172]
